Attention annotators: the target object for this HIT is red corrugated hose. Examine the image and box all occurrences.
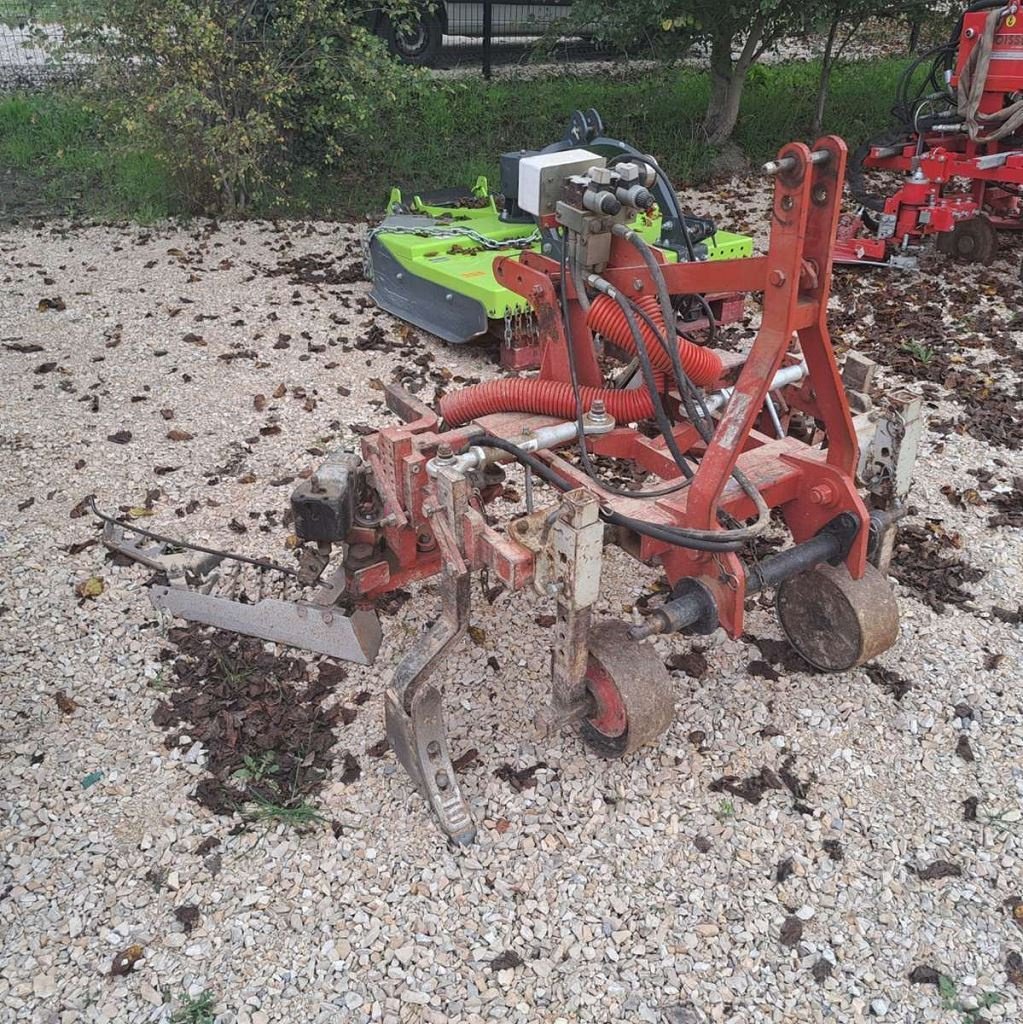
[439,293,722,427]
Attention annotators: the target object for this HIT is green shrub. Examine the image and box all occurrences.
[61,0,415,212]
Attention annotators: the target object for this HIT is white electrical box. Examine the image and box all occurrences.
[518,149,605,217]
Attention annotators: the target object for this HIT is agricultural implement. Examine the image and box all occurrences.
[838,0,1023,275]
[102,136,921,844]
[365,109,752,368]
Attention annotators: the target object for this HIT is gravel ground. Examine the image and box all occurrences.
[1,181,1021,1024]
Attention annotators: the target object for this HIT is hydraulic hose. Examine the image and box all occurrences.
[474,434,743,553]
[586,291,722,386]
[440,376,658,426]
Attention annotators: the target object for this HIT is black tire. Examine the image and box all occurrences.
[384,11,443,65]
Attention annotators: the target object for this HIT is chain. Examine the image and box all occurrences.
[714,553,739,592]
[503,310,514,347]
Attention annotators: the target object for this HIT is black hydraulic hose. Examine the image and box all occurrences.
[592,279,700,481]
[559,231,695,498]
[474,434,744,553]
[608,235,770,542]
[88,497,303,576]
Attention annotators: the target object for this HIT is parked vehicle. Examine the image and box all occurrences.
[373,2,572,65]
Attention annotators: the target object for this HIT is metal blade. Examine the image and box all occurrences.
[150,584,382,665]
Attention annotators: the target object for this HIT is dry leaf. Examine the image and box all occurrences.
[54,690,78,714]
[253,394,267,412]
[110,944,144,976]
[75,577,104,600]
[166,429,194,442]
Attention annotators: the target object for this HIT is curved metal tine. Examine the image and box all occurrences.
[385,569,476,844]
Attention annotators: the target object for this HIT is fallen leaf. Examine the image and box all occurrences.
[956,735,975,762]
[1007,951,1023,987]
[915,860,962,881]
[174,905,200,933]
[75,577,104,599]
[107,430,132,444]
[253,394,267,412]
[489,951,524,971]
[160,408,174,421]
[272,383,287,398]
[70,495,94,518]
[908,965,941,986]
[110,944,144,976]
[166,429,194,442]
[38,296,66,312]
[779,915,803,947]
[54,691,78,714]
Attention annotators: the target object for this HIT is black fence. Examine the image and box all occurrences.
[0,2,85,88]
[383,1,611,75]
[0,1,612,90]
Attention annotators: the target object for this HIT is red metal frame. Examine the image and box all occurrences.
[349,138,867,641]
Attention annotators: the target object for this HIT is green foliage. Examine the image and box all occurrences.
[171,990,217,1024]
[1,55,912,221]
[938,974,1004,1023]
[231,751,280,785]
[58,0,415,212]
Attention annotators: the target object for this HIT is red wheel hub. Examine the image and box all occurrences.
[585,656,627,738]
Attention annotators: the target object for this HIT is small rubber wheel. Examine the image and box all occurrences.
[384,11,443,65]
[579,620,674,758]
[776,562,899,673]
[936,216,998,265]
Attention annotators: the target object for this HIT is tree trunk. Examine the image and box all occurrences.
[703,27,759,146]
[812,13,842,135]
[907,19,921,54]
[705,70,745,145]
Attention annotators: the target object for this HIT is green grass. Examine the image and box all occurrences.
[170,990,217,1024]
[0,55,913,222]
[245,793,325,828]
[0,92,175,220]
[350,57,911,206]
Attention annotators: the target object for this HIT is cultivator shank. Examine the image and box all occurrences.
[105,136,919,843]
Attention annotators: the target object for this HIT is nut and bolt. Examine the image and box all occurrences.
[769,269,787,287]
[809,483,836,506]
[436,442,454,463]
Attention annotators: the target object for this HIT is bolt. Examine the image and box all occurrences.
[781,195,795,211]
[769,269,787,287]
[809,483,836,506]
[633,278,644,291]
[436,442,454,462]
[444,293,453,302]
[533,284,544,297]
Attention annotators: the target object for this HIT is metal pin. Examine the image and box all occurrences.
[762,149,831,176]
[524,465,534,513]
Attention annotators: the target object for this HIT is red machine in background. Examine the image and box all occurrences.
[839,0,1023,273]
